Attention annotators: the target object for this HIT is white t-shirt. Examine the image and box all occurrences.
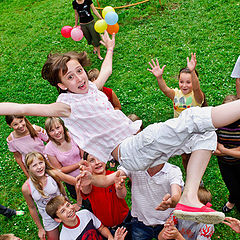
[231,56,240,78]
[121,162,184,225]
[60,210,102,240]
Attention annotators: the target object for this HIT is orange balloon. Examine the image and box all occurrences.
[107,23,119,35]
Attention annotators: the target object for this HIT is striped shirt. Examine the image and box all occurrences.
[216,119,240,164]
[57,81,141,163]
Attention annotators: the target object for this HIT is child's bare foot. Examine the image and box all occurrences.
[98,55,103,61]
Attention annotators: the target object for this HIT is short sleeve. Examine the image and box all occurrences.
[231,56,240,78]
[72,0,77,9]
[87,210,101,229]
[197,224,214,240]
[168,165,184,188]
[6,138,17,153]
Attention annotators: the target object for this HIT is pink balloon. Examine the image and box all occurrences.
[61,26,73,38]
[71,28,84,41]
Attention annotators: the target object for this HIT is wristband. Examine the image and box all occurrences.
[107,49,114,53]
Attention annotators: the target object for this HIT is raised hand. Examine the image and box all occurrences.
[187,52,197,72]
[114,170,126,190]
[114,226,128,240]
[100,31,115,50]
[156,193,172,211]
[147,58,166,78]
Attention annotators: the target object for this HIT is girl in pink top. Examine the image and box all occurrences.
[6,115,48,177]
[2,32,240,224]
[45,117,82,199]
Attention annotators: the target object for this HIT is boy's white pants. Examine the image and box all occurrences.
[119,107,217,171]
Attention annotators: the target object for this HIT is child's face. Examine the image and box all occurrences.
[179,73,193,95]
[48,121,65,142]
[56,201,76,223]
[86,154,106,175]
[29,157,46,177]
[10,118,27,134]
[58,60,89,94]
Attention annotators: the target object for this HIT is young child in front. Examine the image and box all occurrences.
[158,187,215,240]
[148,54,205,171]
[3,31,240,224]
[88,68,122,110]
[46,195,127,240]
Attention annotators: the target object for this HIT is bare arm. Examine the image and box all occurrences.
[76,170,93,194]
[22,182,46,240]
[90,3,103,19]
[187,53,204,104]
[53,169,76,185]
[13,152,29,178]
[114,171,127,199]
[94,32,115,90]
[47,155,80,174]
[74,10,79,27]
[156,184,182,210]
[0,102,71,117]
[111,90,122,110]
[217,143,240,158]
[223,217,240,233]
[98,224,114,240]
[147,59,175,100]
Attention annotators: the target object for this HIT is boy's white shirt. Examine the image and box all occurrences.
[231,56,240,78]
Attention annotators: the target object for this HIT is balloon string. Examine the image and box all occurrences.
[95,0,150,10]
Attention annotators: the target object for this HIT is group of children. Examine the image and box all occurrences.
[1,31,240,240]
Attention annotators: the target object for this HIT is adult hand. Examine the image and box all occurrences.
[223,217,240,233]
[156,193,172,210]
[147,58,166,78]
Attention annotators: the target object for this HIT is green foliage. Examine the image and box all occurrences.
[0,0,240,239]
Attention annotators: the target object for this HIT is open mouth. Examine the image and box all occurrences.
[79,81,86,90]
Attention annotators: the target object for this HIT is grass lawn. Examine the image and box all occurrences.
[0,0,240,239]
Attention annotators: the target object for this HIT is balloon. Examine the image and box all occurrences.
[105,12,118,26]
[107,23,119,35]
[94,20,107,33]
[102,6,115,18]
[61,26,73,38]
[71,28,84,41]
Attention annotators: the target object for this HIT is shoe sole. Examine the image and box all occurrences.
[173,210,225,224]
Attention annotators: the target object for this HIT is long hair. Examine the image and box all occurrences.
[5,115,38,139]
[45,117,70,145]
[41,51,91,94]
[25,152,66,198]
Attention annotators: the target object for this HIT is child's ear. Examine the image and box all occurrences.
[54,217,62,223]
[57,83,68,91]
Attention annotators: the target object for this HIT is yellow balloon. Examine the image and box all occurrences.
[102,6,115,19]
[94,20,107,33]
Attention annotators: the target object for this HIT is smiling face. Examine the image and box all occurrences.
[179,72,193,95]
[55,201,76,224]
[29,157,46,178]
[86,154,106,175]
[48,121,65,143]
[10,117,28,135]
[58,59,89,94]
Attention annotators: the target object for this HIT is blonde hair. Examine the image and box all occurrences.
[45,117,70,145]
[88,68,100,82]
[25,152,66,198]
[198,186,212,205]
[223,94,238,104]
[46,195,67,219]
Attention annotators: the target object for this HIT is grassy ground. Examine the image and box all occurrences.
[0,0,240,239]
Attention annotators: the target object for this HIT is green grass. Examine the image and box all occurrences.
[0,0,240,239]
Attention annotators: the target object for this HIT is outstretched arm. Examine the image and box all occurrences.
[0,102,71,117]
[94,32,115,90]
[223,217,240,233]
[114,171,127,199]
[147,59,175,100]
[187,53,204,104]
